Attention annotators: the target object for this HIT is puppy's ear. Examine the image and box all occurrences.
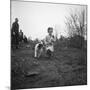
[38,44,43,49]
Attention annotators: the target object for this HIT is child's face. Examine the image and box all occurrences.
[48,29,53,35]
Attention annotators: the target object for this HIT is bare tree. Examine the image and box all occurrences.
[65,9,87,38]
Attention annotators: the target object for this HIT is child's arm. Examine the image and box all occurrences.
[44,36,48,45]
[51,35,56,42]
[44,36,52,46]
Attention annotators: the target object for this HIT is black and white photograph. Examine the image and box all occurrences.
[11,0,87,89]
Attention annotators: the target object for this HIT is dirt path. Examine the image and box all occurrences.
[11,48,87,89]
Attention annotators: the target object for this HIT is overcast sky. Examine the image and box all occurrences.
[11,1,86,40]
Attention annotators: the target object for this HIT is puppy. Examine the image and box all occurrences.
[34,42,43,58]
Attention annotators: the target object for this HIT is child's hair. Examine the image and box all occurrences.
[47,27,53,33]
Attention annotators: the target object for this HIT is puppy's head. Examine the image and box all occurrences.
[37,40,45,49]
[38,43,43,49]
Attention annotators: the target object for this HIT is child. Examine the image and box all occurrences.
[44,27,56,57]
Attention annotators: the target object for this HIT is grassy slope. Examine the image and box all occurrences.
[11,46,87,89]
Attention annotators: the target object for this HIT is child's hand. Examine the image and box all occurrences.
[51,38,54,42]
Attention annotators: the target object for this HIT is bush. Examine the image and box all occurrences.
[68,35,85,49]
